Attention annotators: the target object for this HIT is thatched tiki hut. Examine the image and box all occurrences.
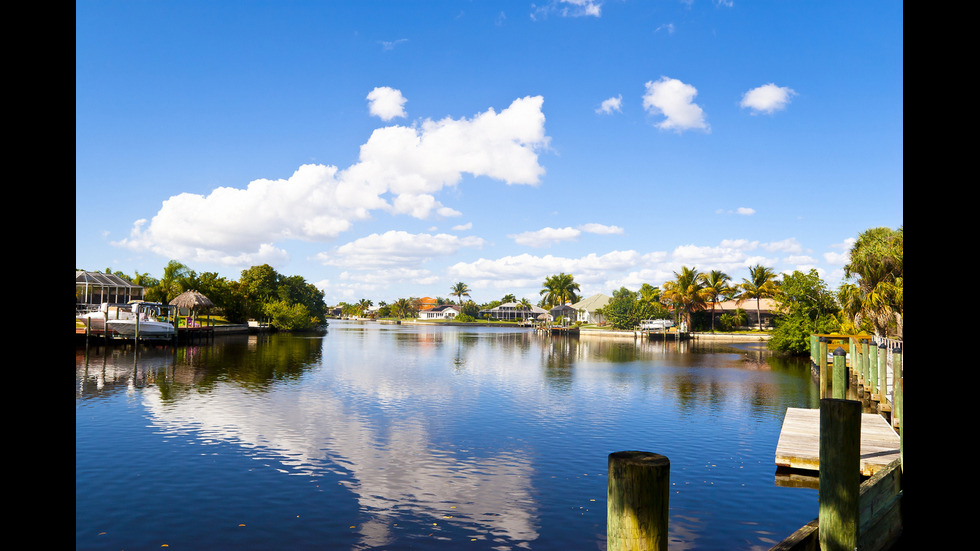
[169,290,214,328]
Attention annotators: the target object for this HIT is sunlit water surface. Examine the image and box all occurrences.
[76,321,820,550]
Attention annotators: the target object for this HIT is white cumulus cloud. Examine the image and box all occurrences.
[366,86,408,121]
[642,77,709,132]
[114,92,550,268]
[740,83,796,114]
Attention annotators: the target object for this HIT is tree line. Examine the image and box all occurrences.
[91,261,328,331]
[348,225,901,356]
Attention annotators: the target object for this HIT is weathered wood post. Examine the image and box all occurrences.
[819,337,829,398]
[869,341,879,404]
[607,451,670,551]
[860,340,870,399]
[819,398,861,551]
[832,347,847,399]
[878,342,890,415]
[892,345,902,430]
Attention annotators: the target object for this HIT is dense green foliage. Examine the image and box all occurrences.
[767,269,840,354]
[93,261,327,330]
[603,287,670,330]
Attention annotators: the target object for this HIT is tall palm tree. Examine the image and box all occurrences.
[703,270,733,332]
[539,272,581,309]
[660,266,708,330]
[392,298,413,319]
[450,282,471,306]
[738,264,779,330]
[843,226,903,338]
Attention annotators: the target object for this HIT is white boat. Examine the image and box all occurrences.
[77,303,136,332]
[639,319,674,331]
[105,303,176,340]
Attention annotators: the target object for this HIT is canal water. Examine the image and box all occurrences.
[76,321,820,550]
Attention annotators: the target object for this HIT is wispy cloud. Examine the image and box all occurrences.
[508,223,624,247]
[596,95,622,114]
[379,38,408,51]
[531,0,603,20]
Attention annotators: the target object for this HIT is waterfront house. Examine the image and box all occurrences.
[418,304,460,320]
[479,302,548,321]
[570,293,611,325]
[76,270,145,310]
[705,298,781,330]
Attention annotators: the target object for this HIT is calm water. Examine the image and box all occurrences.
[76,321,820,550]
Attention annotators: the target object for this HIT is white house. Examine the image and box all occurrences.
[571,293,611,325]
[418,304,460,320]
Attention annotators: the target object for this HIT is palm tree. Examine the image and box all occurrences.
[392,298,413,319]
[539,273,581,309]
[516,297,533,320]
[738,264,779,330]
[843,226,903,338]
[660,266,709,331]
[450,282,471,306]
[703,270,733,332]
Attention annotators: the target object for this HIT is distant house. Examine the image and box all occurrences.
[479,302,548,321]
[705,298,781,329]
[418,304,460,320]
[571,293,611,325]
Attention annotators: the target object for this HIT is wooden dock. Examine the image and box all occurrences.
[774,407,901,477]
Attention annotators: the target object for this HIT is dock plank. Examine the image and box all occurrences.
[774,407,900,476]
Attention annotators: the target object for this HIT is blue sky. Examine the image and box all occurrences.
[76,0,903,306]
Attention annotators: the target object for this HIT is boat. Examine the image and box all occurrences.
[77,303,136,332]
[105,302,176,340]
[639,319,674,331]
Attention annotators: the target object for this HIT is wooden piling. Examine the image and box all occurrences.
[832,347,847,399]
[892,346,902,430]
[607,451,669,551]
[819,337,829,398]
[818,398,862,551]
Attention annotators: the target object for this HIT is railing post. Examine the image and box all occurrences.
[878,342,889,413]
[819,337,829,398]
[892,345,902,430]
[869,341,879,404]
[607,451,669,551]
[832,347,847,399]
[819,398,861,551]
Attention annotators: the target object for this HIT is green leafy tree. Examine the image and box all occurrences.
[263,299,314,330]
[842,226,903,338]
[768,269,840,354]
[146,260,196,303]
[604,287,668,330]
